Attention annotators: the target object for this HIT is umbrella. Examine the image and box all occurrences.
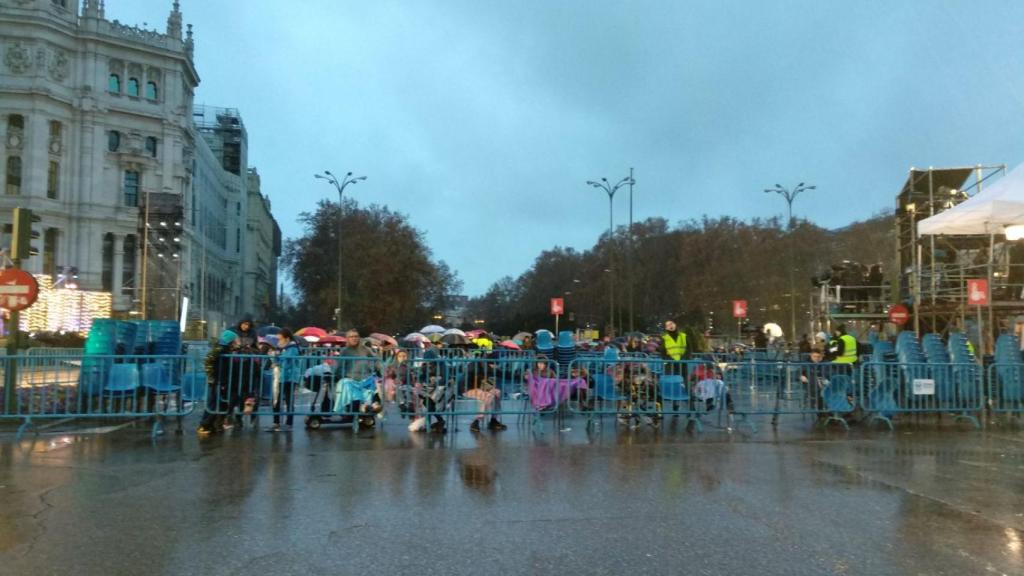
[319,334,345,345]
[763,323,784,338]
[258,334,281,348]
[442,328,466,336]
[404,332,430,343]
[369,332,398,347]
[513,331,532,342]
[296,327,328,339]
[465,329,486,338]
[364,336,382,347]
[420,325,445,334]
[498,340,521,350]
[441,333,469,346]
[257,325,281,337]
[428,333,443,343]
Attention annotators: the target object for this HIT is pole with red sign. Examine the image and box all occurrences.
[967,279,988,356]
[2,267,39,413]
[551,297,564,335]
[732,300,747,341]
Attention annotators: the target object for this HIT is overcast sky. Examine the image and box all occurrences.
[114,0,1024,295]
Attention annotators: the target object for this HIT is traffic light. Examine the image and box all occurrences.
[11,207,40,260]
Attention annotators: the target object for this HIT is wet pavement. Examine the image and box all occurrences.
[1,415,1023,576]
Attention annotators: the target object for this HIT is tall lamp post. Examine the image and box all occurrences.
[588,174,635,337]
[764,182,816,342]
[315,170,367,332]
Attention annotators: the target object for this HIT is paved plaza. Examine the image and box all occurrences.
[1,416,1022,576]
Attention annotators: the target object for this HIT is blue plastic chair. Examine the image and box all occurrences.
[820,374,854,430]
[658,374,689,403]
[181,372,207,403]
[106,364,139,393]
[141,362,179,394]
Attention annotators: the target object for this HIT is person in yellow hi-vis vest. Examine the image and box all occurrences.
[828,324,858,365]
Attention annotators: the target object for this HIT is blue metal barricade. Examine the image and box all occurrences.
[987,363,1024,417]
[0,354,199,439]
[859,361,981,429]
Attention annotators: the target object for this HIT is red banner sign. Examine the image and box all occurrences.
[550,297,564,316]
[967,279,988,306]
[732,300,747,318]
[0,268,39,312]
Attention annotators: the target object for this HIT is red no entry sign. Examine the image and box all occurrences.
[888,304,910,326]
[0,268,39,312]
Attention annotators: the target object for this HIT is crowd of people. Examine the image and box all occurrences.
[195,315,871,436]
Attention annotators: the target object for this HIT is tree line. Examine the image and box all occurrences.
[279,198,894,339]
[464,214,895,338]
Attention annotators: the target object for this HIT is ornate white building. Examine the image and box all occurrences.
[0,0,280,336]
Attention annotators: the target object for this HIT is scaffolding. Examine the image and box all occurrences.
[894,164,1024,351]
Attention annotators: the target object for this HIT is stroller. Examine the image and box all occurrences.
[305,372,380,430]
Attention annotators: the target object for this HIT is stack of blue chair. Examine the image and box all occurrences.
[871,341,895,363]
[79,319,117,398]
[922,333,960,404]
[142,320,183,395]
[896,331,927,364]
[947,333,975,364]
[994,334,1024,408]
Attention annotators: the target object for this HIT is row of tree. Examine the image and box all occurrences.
[464,214,895,337]
[278,197,894,339]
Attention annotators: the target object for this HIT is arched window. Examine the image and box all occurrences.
[101,233,114,291]
[127,78,139,97]
[145,136,157,158]
[107,130,120,152]
[49,120,62,140]
[145,81,158,100]
[5,156,22,196]
[108,74,120,93]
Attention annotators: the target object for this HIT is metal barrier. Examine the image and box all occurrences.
[193,353,550,435]
[987,363,1024,417]
[0,354,200,439]
[718,360,858,431]
[3,348,991,439]
[859,362,982,429]
[24,347,85,359]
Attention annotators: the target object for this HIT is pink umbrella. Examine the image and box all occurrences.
[466,329,487,338]
[370,332,399,347]
[499,340,521,350]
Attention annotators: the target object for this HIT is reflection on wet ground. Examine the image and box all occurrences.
[0,416,1022,575]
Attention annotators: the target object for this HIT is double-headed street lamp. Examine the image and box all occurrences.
[764,182,816,342]
[315,170,367,332]
[588,175,635,337]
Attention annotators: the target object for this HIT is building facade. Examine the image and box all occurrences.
[0,0,280,336]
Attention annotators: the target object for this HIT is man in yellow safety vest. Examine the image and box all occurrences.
[828,324,858,365]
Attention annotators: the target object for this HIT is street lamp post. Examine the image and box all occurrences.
[764,182,816,342]
[588,174,635,337]
[315,170,367,332]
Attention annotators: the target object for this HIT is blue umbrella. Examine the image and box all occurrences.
[257,325,282,337]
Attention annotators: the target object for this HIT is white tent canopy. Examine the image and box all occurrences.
[918,163,1024,236]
